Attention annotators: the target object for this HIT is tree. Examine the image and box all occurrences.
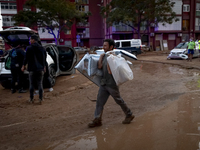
[13,0,90,45]
[100,0,179,39]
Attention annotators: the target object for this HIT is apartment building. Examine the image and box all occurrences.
[103,0,200,51]
[0,0,104,48]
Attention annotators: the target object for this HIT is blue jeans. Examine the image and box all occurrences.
[29,71,44,100]
[94,85,132,118]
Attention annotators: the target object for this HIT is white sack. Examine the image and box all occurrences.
[107,54,133,86]
[88,55,102,76]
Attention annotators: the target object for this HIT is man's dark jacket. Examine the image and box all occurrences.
[23,42,46,72]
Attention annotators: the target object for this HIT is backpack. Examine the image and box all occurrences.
[5,55,11,69]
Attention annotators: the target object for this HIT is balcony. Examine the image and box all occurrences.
[1,9,17,14]
[112,25,132,32]
[3,22,15,27]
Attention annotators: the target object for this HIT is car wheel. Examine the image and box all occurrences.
[132,52,137,56]
[49,66,56,86]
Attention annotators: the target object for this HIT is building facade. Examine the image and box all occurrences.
[103,0,200,51]
[1,0,200,50]
[0,0,104,48]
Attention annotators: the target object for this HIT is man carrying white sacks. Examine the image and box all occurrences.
[88,39,134,128]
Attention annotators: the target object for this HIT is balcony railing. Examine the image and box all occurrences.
[3,22,15,27]
[112,25,133,32]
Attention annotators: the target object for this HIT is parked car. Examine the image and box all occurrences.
[0,26,78,88]
[167,41,199,60]
[114,39,142,56]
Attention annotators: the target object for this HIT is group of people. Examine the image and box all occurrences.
[10,37,134,126]
[10,35,53,104]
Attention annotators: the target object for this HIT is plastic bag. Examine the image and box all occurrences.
[75,53,102,77]
[107,54,133,86]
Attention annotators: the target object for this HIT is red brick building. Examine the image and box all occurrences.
[0,0,104,48]
[103,0,200,51]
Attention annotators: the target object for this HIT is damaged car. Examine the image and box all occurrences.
[167,41,199,60]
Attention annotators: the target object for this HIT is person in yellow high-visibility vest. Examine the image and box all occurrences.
[187,37,195,62]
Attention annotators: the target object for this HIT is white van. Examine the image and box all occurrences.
[114,39,142,56]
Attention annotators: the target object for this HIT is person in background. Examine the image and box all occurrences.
[10,45,27,93]
[21,35,46,104]
[88,39,134,128]
[187,37,195,62]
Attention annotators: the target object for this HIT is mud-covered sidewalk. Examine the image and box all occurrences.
[1,51,200,150]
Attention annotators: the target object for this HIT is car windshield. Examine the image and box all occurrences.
[175,42,188,49]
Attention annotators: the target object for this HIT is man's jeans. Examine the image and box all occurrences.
[29,71,44,100]
[94,85,132,119]
[11,67,24,90]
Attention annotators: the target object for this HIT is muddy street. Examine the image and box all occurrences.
[1,54,200,150]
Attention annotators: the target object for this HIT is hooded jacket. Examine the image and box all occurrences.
[10,47,25,69]
[23,42,46,72]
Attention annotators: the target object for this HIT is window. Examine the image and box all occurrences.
[195,18,200,31]
[1,2,16,9]
[196,3,200,16]
[75,0,89,4]
[2,16,15,27]
[140,21,147,31]
[23,5,31,11]
[182,20,189,31]
[183,4,190,12]
[76,5,89,12]
[121,42,131,47]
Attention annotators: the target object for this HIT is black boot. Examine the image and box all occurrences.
[88,118,102,128]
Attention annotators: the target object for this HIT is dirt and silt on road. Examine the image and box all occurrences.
[1,54,200,150]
